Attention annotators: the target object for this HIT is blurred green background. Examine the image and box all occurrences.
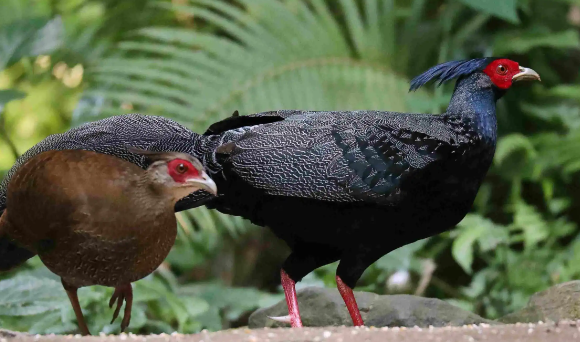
[1,0,580,335]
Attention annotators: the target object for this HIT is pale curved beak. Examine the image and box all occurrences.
[513,66,541,82]
[186,172,218,196]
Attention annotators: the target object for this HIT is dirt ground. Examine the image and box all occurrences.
[4,321,580,342]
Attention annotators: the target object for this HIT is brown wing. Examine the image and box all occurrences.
[5,150,167,250]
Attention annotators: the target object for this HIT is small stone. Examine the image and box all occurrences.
[323,330,331,338]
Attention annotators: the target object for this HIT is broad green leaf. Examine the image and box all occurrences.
[521,103,580,130]
[0,89,26,114]
[0,276,67,317]
[511,202,549,250]
[453,214,506,274]
[494,29,580,54]
[457,0,519,23]
[546,85,580,100]
[0,89,26,106]
[375,238,429,272]
[494,133,537,166]
[0,16,63,70]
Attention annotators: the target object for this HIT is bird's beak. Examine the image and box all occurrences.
[512,66,541,82]
[186,172,218,196]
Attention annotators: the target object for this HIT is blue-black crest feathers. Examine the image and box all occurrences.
[409,58,497,91]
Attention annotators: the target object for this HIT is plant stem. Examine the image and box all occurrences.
[0,109,19,160]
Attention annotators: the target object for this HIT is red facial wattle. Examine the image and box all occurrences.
[167,159,200,183]
[483,59,520,90]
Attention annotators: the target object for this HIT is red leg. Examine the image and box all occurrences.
[280,269,303,327]
[108,284,133,332]
[336,275,364,326]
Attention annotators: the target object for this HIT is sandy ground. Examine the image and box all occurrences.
[4,321,580,342]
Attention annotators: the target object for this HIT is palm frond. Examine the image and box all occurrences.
[74,0,435,129]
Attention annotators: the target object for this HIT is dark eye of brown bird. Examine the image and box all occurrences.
[496,64,507,75]
[176,163,187,173]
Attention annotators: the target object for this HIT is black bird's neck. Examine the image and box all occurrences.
[443,73,503,145]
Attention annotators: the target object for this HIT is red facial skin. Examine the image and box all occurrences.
[167,159,200,183]
[483,59,520,90]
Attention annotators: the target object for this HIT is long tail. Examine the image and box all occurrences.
[0,210,35,271]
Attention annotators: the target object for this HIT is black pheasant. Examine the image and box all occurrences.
[0,58,540,328]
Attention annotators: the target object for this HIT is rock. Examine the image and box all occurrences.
[500,281,580,323]
[0,329,30,338]
[249,287,493,328]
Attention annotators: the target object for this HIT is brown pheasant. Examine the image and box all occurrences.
[0,148,217,335]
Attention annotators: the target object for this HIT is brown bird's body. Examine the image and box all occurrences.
[0,149,217,335]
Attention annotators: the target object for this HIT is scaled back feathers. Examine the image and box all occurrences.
[409,57,497,91]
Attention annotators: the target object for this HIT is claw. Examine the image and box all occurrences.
[108,284,133,330]
[121,314,130,332]
[268,315,293,324]
[110,294,123,324]
[109,291,119,308]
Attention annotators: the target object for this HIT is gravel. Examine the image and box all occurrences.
[6,321,580,342]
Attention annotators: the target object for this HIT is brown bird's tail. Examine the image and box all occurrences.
[0,209,35,271]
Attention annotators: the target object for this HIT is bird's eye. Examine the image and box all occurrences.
[176,163,188,174]
[496,64,508,75]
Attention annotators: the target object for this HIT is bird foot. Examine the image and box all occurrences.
[268,315,293,324]
[280,269,303,328]
[108,284,133,332]
[336,275,364,326]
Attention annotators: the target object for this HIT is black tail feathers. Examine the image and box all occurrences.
[0,211,35,271]
[0,237,35,271]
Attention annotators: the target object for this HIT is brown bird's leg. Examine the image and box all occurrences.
[61,280,91,336]
[109,283,133,332]
[280,269,303,328]
[336,275,364,326]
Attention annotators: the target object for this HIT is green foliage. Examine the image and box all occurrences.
[2,0,580,335]
[0,17,63,70]
[457,0,519,23]
[73,0,438,128]
[0,90,26,110]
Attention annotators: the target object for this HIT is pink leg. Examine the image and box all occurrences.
[336,275,364,326]
[281,269,303,327]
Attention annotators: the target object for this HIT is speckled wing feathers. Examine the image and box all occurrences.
[221,110,461,204]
